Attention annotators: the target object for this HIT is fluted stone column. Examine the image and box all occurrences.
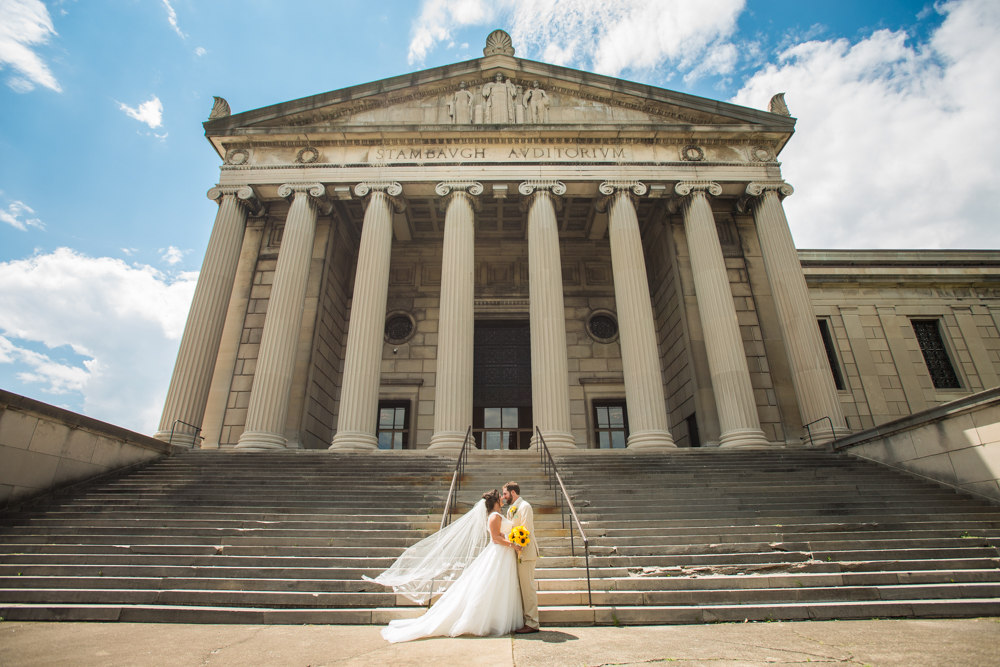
[743,181,847,443]
[155,185,263,447]
[676,181,770,448]
[600,181,676,449]
[521,181,577,450]
[330,182,404,450]
[236,183,331,450]
[429,182,482,452]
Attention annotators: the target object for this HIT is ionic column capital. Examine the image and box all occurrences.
[277,182,333,215]
[734,180,794,213]
[354,181,405,212]
[207,184,265,217]
[519,181,565,213]
[674,181,723,197]
[518,180,566,196]
[596,181,646,212]
[436,181,483,212]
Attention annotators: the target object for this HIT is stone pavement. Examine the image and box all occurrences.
[1,619,998,667]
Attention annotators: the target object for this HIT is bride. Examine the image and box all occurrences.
[366,489,524,642]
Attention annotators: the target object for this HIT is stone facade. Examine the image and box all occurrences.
[156,32,1000,453]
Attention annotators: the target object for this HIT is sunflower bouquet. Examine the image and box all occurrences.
[508,525,530,562]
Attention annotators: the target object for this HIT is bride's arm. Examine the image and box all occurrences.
[488,513,514,547]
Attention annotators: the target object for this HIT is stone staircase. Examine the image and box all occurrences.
[0,448,998,624]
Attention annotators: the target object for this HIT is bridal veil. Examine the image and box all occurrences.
[365,498,489,604]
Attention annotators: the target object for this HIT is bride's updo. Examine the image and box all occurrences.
[482,489,501,513]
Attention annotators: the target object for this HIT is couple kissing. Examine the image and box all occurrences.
[369,482,540,642]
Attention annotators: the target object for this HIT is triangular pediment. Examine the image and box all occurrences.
[205,52,794,143]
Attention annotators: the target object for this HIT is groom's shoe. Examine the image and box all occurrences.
[515,625,539,634]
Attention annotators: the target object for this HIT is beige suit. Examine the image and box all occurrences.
[508,497,539,629]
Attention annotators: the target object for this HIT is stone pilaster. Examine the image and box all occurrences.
[155,185,263,447]
[429,182,482,452]
[599,181,676,449]
[743,182,848,444]
[676,181,770,448]
[236,183,331,450]
[330,182,404,450]
[521,180,577,450]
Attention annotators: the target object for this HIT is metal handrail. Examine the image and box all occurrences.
[803,416,838,447]
[535,427,592,607]
[168,419,203,447]
[439,426,473,531]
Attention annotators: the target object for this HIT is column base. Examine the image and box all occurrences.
[530,431,578,451]
[234,431,288,450]
[153,430,199,449]
[626,430,678,450]
[428,431,471,453]
[718,428,772,449]
[329,431,379,451]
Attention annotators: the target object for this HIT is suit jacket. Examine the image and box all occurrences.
[507,497,538,561]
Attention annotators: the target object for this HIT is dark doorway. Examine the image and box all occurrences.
[473,320,533,449]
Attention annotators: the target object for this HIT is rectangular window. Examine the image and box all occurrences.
[473,406,532,449]
[817,319,846,391]
[594,401,628,449]
[376,400,410,449]
[911,320,961,389]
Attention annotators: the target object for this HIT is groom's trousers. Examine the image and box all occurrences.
[517,558,539,629]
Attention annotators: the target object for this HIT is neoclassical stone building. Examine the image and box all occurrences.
[155,31,1000,453]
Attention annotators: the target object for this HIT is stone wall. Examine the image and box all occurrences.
[804,253,1000,432]
[0,390,175,509]
[833,387,1000,503]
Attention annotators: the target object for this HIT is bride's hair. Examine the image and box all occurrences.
[482,489,501,513]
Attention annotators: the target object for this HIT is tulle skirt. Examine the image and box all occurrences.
[381,542,523,643]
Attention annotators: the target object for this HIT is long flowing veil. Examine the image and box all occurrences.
[364,498,489,604]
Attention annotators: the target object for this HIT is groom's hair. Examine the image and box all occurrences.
[504,482,520,495]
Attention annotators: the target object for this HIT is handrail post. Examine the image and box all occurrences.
[534,426,591,607]
[803,416,837,447]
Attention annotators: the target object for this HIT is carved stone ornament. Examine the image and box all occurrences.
[207,184,265,217]
[354,181,403,197]
[482,72,517,124]
[750,145,775,162]
[448,81,474,125]
[674,181,722,197]
[768,93,790,116]
[518,180,566,196]
[277,182,334,215]
[746,181,794,198]
[523,81,550,123]
[435,181,485,197]
[681,145,705,162]
[295,147,320,164]
[225,148,249,165]
[599,181,648,197]
[483,29,515,56]
[209,96,231,119]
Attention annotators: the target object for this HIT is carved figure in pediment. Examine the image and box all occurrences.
[482,72,517,124]
[448,81,474,124]
[523,81,550,123]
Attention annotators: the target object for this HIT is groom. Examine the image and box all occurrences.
[503,481,540,633]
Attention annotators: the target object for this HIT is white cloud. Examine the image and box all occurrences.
[0,198,44,231]
[409,0,493,64]
[0,0,62,92]
[120,248,139,256]
[159,246,187,265]
[407,0,745,78]
[118,96,164,129]
[0,248,198,433]
[731,0,1000,249]
[195,46,206,57]
[162,0,185,39]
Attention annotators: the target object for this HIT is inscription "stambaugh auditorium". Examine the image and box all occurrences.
[370,145,629,161]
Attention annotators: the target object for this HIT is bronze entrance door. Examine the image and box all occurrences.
[472,320,533,449]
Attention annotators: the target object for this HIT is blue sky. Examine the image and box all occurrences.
[2,0,998,434]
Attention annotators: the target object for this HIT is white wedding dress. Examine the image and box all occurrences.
[378,508,523,643]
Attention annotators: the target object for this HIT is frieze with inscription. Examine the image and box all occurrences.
[370,145,628,162]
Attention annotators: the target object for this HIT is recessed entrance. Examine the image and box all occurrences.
[473,320,532,449]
